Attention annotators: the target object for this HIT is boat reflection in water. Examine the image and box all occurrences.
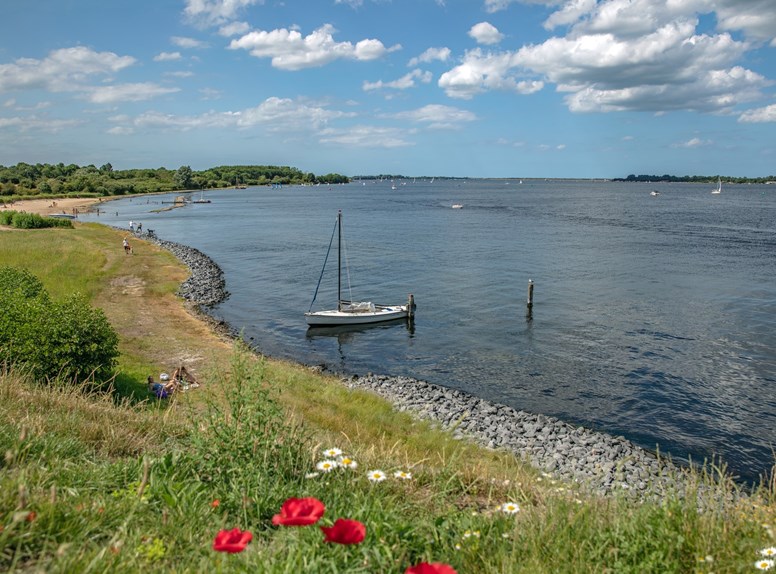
[305,317,414,341]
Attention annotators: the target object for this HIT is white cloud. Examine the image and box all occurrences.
[516,19,769,113]
[363,69,432,91]
[408,47,451,67]
[129,97,354,132]
[0,47,135,93]
[171,36,208,49]
[672,137,711,148]
[229,24,392,70]
[469,22,504,45]
[318,125,414,148]
[218,21,250,37]
[183,0,261,26]
[712,0,776,44]
[107,126,134,135]
[154,52,182,62]
[739,103,776,123]
[0,115,79,132]
[392,104,477,129]
[86,83,180,104]
[439,49,544,99]
[543,0,596,30]
[335,0,363,6]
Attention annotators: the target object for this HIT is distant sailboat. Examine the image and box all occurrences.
[711,177,722,194]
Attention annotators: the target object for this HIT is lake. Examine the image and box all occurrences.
[81,179,776,483]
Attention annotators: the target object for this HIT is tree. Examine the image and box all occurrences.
[175,165,193,189]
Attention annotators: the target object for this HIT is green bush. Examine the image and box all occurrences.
[0,210,73,229]
[0,266,119,384]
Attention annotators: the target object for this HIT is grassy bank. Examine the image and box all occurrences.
[1,223,775,573]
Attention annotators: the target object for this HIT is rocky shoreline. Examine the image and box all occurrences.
[144,230,730,500]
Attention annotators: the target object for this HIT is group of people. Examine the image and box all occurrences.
[128,220,142,233]
[147,366,200,399]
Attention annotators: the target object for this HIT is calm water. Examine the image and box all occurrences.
[82,180,776,483]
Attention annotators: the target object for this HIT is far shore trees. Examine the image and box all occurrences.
[0,162,351,199]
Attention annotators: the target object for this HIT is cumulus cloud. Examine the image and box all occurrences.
[154,52,182,62]
[183,0,261,26]
[672,137,712,148]
[392,104,477,129]
[0,46,135,93]
[739,103,776,123]
[172,36,208,49]
[444,0,772,116]
[318,125,414,148]
[469,22,504,45]
[219,21,250,37]
[130,97,354,132]
[363,69,432,91]
[439,49,544,99]
[408,47,451,67]
[713,0,776,44]
[0,115,79,132]
[86,83,180,104]
[229,24,394,70]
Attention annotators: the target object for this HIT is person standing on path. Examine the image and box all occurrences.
[123,237,132,254]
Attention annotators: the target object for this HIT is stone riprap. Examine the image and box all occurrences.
[343,373,696,499]
[137,231,229,308]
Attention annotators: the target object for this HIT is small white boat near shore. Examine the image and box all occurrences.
[305,210,415,327]
[451,204,463,209]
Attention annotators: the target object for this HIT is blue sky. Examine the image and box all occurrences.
[1,0,774,178]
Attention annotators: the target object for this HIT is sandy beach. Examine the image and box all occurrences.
[1,197,102,218]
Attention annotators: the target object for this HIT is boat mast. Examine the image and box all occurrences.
[337,210,342,311]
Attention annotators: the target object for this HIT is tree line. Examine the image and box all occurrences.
[0,162,350,199]
[614,174,775,184]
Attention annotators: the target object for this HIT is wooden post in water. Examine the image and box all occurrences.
[407,294,416,319]
[526,279,534,317]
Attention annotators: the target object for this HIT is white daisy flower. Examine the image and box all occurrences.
[338,456,358,469]
[367,469,386,482]
[763,548,776,558]
[316,459,338,472]
[322,447,343,458]
[500,502,520,514]
[755,559,774,570]
[393,470,412,480]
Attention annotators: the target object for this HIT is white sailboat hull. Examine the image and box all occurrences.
[305,304,409,326]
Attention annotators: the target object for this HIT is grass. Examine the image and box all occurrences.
[1,222,775,572]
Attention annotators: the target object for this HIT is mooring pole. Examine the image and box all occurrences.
[407,293,416,319]
[527,279,534,308]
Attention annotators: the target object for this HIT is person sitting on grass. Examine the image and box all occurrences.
[147,375,177,399]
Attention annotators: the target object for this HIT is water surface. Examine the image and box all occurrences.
[82,179,776,483]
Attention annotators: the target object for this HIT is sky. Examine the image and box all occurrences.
[0,0,774,178]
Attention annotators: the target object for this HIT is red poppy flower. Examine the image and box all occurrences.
[320,518,366,545]
[25,511,37,522]
[212,528,252,553]
[272,497,325,526]
[211,499,220,508]
[405,563,457,574]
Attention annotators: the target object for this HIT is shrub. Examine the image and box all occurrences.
[0,266,119,384]
[0,210,73,229]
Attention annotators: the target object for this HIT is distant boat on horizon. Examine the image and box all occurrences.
[711,177,722,194]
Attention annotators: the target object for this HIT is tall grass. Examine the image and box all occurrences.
[2,352,775,573]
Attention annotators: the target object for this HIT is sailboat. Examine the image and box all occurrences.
[305,210,415,326]
[192,190,211,203]
[711,177,722,194]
